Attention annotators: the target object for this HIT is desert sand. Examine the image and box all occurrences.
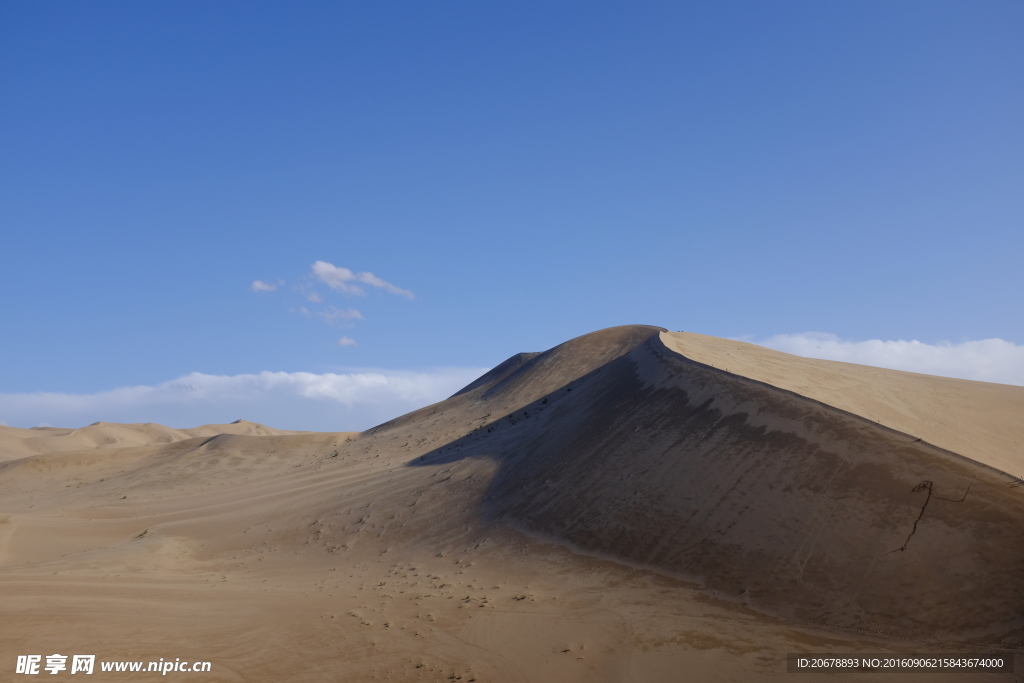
[1,326,1021,682]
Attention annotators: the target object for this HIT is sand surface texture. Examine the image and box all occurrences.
[1,326,1021,682]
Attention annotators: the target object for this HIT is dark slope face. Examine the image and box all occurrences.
[394,325,1024,642]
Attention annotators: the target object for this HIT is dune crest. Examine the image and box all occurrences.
[660,331,1024,476]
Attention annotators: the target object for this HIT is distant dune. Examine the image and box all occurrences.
[0,419,300,461]
[1,326,1020,682]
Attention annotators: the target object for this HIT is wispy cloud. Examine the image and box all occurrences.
[337,337,357,347]
[0,367,489,432]
[310,261,414,299]
[317,306,364,324]
[354,271,415,298]
[251,280,280,292]
[754,333,1024,386]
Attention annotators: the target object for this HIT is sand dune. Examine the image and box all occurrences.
[425,326,1024,635]
[1,326,1021,682]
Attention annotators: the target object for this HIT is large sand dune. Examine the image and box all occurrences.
[1,326,1021,682]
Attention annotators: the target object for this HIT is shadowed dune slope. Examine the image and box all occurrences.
[389,325,1024,640]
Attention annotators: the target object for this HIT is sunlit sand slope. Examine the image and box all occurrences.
[660,331,1024,476]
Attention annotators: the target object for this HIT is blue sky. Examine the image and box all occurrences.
[1,2,1022,429]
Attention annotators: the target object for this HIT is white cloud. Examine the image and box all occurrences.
[337,337,357,347]
[317,306,363,324]
[310,261,414,299]
[311,261,360,294]
[251,280,279,292]
[306,292,322,303]
[355,271,414,298]
[755,333,1024,386]
[0,367,489,432]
